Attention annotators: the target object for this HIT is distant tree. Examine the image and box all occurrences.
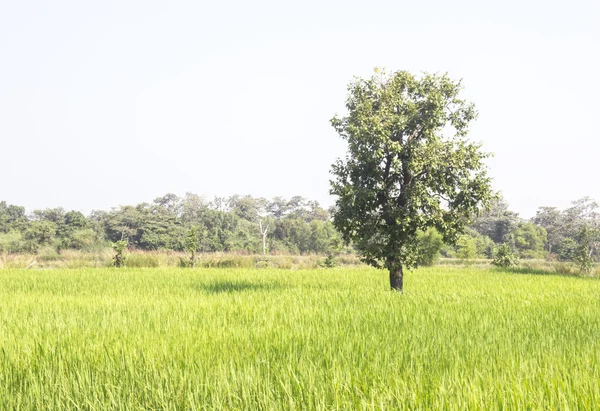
[63,211,87,229]
[558,238,578,261]
[184,226,200,267]
[180,193,209,226]
[330,70,493,291]
[0,231,23,254]
[471,196,519,243]
[461,227,495,258]
[456,235,478,262]
[415,228,444,266]
[55,210,90,250]
[573,225,599,274]
[259,220,269,256]
[0,202,27,233]
[535,198,600,261]
[23,220,57,252]
[68,229,98,250]
[31,207,65,224]
[308,219,342,255]
[492,243,519,268]
[513,221,547,259]
[532,207,564,253]
[112,240,128,268]
[153,193,183,216]
[228,195,267,222]
[267,197,292,219]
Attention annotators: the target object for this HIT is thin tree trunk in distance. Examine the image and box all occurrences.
[259,221,269,256]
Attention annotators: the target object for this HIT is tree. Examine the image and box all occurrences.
[573,225,599,274]
[535,198,600,261]
[456,235,477,262]
[533,206,564,253]
[415,228,444,266]
[184,226,200,267]
[492,243,519,268]
[330,70,493,291]
[0,202,27,233]
[459,227,495,258]
[259,220,269,256]
[513,221,547,259]
[471,196,519,243]
[112,240,128,268]
[23,220,57,252]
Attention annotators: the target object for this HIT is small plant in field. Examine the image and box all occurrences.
[492,243,519,268]
[573,225,598,274]
[184,227,200,268]
[112,240,128,268]
[320,254,337,268]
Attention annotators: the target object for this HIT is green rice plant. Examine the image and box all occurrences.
[0,266,598,409]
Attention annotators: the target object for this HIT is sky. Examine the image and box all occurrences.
[1,0,598,218]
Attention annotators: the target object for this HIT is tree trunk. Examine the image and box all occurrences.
[389,265,403,292]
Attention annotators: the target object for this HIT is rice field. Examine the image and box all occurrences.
[0,266,599,409]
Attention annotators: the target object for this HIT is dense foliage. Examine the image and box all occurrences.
[0,195,342,256]
[492,243,519,268]
[330,70,493,290]
[2,193,600,272]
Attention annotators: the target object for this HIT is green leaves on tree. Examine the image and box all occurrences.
[330,69,493,291]
[112,240,128,268]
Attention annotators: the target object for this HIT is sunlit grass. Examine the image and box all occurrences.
[0,267,598,409]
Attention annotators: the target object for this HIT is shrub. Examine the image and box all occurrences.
[492,244,519,268]
[184,227,200,268]
[112,240,128,268]
[319,254,337,268]
[416,228,443,266]
[456,235,477,263]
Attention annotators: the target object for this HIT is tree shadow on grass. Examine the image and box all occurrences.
[197,280,287,294]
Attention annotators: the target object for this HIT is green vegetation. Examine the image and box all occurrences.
[330,70,493,291]
[0,195,343,257]
[0,266,598,409]
[2,194,600,277]
[492,243,519,268]
[112,239,128,268]
[183,226,201,268]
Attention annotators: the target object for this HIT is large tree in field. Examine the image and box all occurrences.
[330,70,493,292]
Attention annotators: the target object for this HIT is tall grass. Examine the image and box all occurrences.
[0,250,363,270]
[0,266,598,409]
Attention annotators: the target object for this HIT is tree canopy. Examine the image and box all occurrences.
[330,70,493,291]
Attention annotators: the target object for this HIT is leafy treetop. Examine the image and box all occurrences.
[330,69,493,290]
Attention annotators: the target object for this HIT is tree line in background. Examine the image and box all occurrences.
[0,193,599,267]
[0,194,342,256]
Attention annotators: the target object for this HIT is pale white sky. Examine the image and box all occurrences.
[1,0,598,218]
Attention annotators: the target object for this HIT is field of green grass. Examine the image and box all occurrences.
[0,266,599,409]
